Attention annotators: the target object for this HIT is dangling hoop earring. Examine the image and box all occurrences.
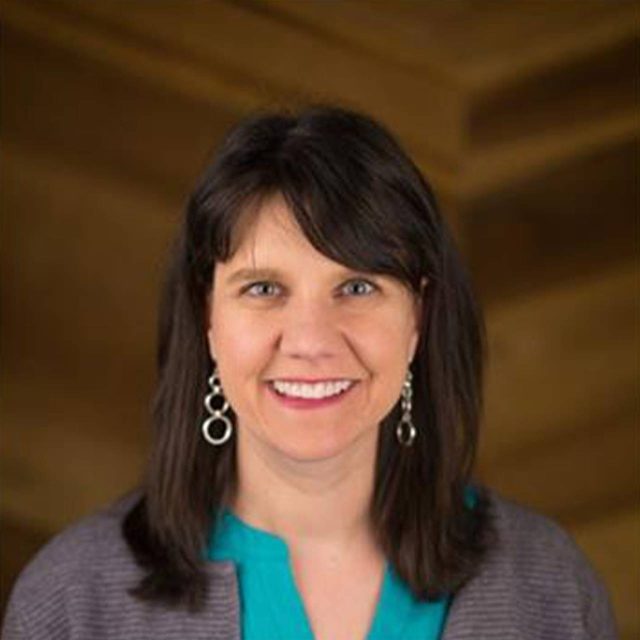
[201,365,234,446]
[396,369,416,447]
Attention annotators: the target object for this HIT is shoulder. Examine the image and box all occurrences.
[487,488,614,608]
[9,487,143,587]
[443,486,618,640]
[487,487,593,570]
[2,490,239,640]
[2,488,145,639]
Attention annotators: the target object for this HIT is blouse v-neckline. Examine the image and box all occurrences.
[206,508,450,640]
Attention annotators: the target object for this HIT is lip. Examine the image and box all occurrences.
[265,380,358,410]
[267,377,356,383]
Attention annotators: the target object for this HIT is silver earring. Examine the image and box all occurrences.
[396,369,416,447]
[201,365,233,446]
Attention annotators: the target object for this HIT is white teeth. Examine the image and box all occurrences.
[271,380,353,399]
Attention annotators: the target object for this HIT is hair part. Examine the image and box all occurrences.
[123,104,494,612]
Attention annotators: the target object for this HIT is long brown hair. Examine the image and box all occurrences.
[122,104,494,612]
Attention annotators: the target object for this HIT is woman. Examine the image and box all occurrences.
[2,106,617,639]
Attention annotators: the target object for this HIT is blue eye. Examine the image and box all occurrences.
[242,278,378,298]
[244,281,281,297]
[342,279,378,296]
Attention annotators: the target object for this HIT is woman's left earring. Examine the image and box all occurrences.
[201,365,234,446]
[396,369,416,447]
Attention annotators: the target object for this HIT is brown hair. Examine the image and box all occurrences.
[122,104,494,612]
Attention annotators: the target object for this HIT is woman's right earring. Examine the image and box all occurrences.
[201,365,234,446]
[396,369,416,447]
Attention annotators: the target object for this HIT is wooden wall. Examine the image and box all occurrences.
[1,1,638,636]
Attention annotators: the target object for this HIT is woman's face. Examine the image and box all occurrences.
[207,193,424,463]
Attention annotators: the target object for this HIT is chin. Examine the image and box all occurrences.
[269,429,368,464]
[282,445,345,463]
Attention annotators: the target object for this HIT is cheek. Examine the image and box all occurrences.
[366,316,415,408]
[209,307,271,377]
[352,308,417,367]
[207,311,271,423]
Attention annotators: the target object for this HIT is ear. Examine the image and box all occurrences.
[205,291,216,361]
[409,276,429,363]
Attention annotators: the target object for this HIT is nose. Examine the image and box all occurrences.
[277,298,343,361]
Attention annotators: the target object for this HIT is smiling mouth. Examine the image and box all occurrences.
[266,380,358,408]
[270,379,355,396]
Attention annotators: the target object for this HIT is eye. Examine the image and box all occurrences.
[243,281,282,297]
[240,278,378,299]
[341,278,379,297]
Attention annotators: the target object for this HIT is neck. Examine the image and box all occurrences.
[230,427,380,554]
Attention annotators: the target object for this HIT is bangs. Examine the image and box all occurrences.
[210,155,424,295]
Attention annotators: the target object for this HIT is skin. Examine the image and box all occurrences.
[206,192,426,639]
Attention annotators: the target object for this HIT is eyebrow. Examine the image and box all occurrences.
[225,268,282,286]
[224,266,374,286]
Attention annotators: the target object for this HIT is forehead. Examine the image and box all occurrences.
[227,193,325,268]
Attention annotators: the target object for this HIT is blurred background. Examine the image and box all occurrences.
[1,0,638,636]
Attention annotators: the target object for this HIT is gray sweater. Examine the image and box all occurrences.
[1,488,618,639]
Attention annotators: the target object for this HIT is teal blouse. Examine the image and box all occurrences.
[206,488,477,640]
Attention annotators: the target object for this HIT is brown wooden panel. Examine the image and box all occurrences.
[262,0,638,87]
[1,144,172,378]
[460,110,637,200]
[478,411,637,523]
[1,370,146,532]
[465,138,637,303]
[469,35,638,149]
[1,26,241,203]
[481,261,637,460]
[4,0,636,202]
[2,0,465,177]
[1,147,162,531]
